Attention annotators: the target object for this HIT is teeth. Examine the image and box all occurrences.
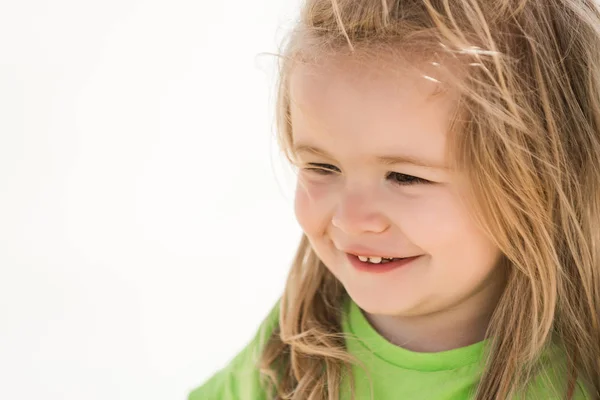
[357,255,399,264]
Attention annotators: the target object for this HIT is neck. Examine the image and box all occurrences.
[363,269,506,353]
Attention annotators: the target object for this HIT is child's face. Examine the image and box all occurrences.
[290,56,504,318]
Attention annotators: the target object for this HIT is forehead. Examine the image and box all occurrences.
[288,56,459,165]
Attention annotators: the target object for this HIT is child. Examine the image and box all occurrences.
[189,0,600,398]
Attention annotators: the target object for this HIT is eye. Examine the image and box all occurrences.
[387,172,430,186]
[302,163,430,186]
[303,163,339,175]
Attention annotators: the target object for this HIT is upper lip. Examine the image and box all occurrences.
[340,245,414,259]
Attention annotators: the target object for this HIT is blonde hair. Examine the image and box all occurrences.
[258,0,600,399]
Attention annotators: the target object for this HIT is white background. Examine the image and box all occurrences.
[0,1,303,399]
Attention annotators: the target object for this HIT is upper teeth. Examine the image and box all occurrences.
[357,255,398,263]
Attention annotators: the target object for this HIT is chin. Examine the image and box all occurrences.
[344,284,420,317]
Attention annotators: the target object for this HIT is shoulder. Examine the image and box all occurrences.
[188,300,281,400]
[522,342,592,399]
[525,374,591,400]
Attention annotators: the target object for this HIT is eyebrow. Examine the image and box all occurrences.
[292,143,448,170]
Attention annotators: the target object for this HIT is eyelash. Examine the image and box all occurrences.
[302,163,430,186]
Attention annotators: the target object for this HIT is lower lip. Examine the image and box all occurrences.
[346,253,421,274]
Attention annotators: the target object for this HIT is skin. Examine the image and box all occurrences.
[289,55,506,352]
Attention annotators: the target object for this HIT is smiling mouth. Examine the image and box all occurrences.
[357,255,404,264]
[346,253,421,272]
[345,252,417,263]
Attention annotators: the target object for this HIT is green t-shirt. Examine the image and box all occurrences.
[189,296,590,399]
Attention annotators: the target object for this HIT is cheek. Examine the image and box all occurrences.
[294,186,310,230]
[410,189,500,269]
[389,190,459,243]
[294,180,329,235]
[397,189,496,255]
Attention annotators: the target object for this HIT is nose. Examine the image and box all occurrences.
[331,188,389,235]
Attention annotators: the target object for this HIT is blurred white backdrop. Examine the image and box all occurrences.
[0,1,303,399]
